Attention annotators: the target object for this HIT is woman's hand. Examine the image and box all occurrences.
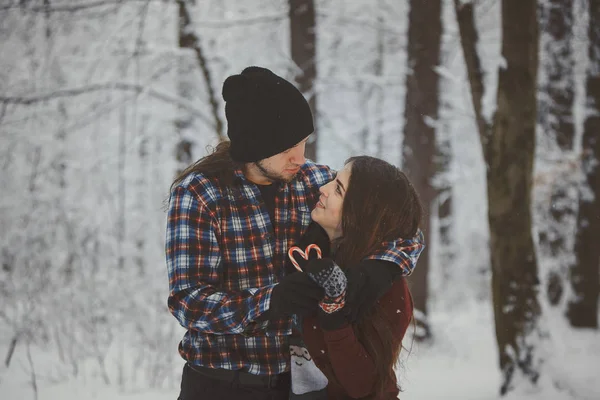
[288,244,322,272]
[304,258,348,330]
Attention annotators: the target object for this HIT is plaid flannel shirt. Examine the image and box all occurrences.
[166,160,425,376]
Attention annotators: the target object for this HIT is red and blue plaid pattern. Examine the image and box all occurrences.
[365,229,425,276]
[166,160,425,375]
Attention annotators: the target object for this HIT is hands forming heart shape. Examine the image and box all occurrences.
[287,244,322,272]
[287,244,347,316]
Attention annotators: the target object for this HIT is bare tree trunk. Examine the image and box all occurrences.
[373,1,384,157]
[358,80,369,152]
[178,0,224,141]
[402,0,442,340]
[118,106,127,271]
[134,116,149,275]
[538,0,576,306]
[289,0,317,161]
[174,0,203,176]
[452,0,488,153]
[539,0,576,151]
[490,1,541,393]
[132,3,148,276]
[26,341,38,400]
[454,0,543,393]
[4,336,17,368]
[55,101,73,280]
[435,110,454,272]
[435,0,457,282]
[568,0,600,328]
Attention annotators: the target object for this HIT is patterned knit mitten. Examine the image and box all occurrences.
[304,258,348,330]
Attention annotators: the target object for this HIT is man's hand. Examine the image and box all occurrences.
[269,272,325,318]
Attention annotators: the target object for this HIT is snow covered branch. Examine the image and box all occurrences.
[0,82,215,128]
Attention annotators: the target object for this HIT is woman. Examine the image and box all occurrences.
[288,155,424,400]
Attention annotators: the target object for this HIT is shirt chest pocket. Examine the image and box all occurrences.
[290,206,313,231]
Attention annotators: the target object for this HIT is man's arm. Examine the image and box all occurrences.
[345,230,425,321]
[365,229,425,275]
[165,186,274,335]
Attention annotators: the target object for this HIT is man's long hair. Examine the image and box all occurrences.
[329,156,424,398]
[170,141,242,191]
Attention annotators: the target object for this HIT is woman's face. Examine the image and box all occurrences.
[311,163,352,240]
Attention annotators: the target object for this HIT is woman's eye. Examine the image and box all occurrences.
[336,185,342,195]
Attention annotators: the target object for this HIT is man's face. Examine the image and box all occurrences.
[252,138,308,184]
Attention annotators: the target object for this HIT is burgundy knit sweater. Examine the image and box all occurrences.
[301,278,413,400]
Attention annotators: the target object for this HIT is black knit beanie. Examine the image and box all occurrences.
[222,66,314,163]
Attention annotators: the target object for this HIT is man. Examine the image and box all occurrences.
[166,66,423,400]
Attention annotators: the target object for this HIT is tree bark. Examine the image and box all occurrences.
[568,0,600,328]
[175,0,202,176]
[289,0,317,161]
[452,0,489,151]
[538,0,576,306]
[454,0,543,393]
[435,114,454,273]
[539,0,576,151]
[489,1,542,393]
[402,0,442,340]
[117,106,127,270]
[178,0,224,141]
[373,4,384,156]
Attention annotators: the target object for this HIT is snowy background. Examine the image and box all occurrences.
[1,0,599,399]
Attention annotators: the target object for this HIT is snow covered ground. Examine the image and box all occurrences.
[2,299,599,400]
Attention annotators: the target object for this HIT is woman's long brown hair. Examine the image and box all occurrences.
[329,156,424,398]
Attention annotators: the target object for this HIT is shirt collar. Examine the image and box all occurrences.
[233,167,247,183]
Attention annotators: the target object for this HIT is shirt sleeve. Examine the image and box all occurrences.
[165,186,274,335]
[365,228,425,276]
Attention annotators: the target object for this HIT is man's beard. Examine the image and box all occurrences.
[255,160,298,184]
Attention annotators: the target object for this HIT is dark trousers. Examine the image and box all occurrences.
[177,363,291,400]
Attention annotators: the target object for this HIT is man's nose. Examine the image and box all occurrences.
[289,143,306,165]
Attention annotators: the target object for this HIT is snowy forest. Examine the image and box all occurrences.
[1,0,599,399]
